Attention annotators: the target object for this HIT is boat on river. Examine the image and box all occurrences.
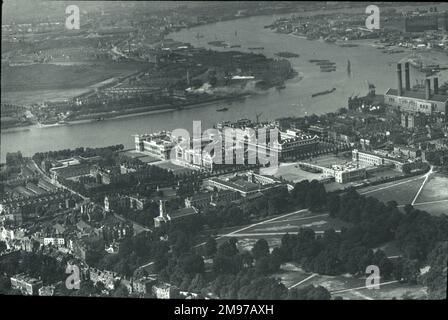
[312,88,336,98]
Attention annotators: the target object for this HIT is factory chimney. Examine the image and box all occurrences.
[434,77,439,95]
[397,63,403,96]
[425,78,431,100]
[404,62,411,91]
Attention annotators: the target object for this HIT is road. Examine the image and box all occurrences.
[29,159,90,201]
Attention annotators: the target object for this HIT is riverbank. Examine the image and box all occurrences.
[0,14,437,162]
[1,92,253,131]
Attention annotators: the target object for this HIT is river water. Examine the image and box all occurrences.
[0,13,433,162]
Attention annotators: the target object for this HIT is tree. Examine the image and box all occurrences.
[268,248,283,273]
[287,285,331,300]
[111,284,129,297]
[402,165,411,175]
[189,274,206,292]
[204,237,217,257]
[217,239,238,257]
[327,193,340,217]
[213,255,238,275]
[252,239,270,260]
[180,254,205,274]
[395,258,420,283]
[0,241,7,254]
[424,241,448,299]
[0,276,11,294]
[255,257,271,275]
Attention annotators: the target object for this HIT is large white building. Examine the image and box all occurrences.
[352,149,420,173]
[134,123,320,171]
[297,161,366,184]
[134,131,178,160]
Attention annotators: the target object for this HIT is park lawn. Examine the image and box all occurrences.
[414,174,448,203]
[1,62,146,92]
[153,160,196,176]
[359,176,425,205]
[411,201,448,216]
[240,214,350,235]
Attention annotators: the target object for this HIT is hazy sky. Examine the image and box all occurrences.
[2,1,195,24]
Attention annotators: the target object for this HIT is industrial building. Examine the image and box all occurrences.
[404,15,439,33]
[404,11,448,33]
[384,62,448,115]
[401,112,426,129]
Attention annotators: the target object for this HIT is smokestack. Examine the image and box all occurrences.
[434,77,439,95]
[405,62,410,91]
[425,78,431,100]
[397,63,403,96]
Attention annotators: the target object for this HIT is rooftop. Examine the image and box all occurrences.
[11,273,42,284]
[170,207,197,219]
[210,177,259,193]
[385,88,448,103]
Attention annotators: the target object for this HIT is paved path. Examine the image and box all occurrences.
[288,274,318,289]
[330,280,399,294]
[194,209,310,249]
[400,198,448,207]
[360,176,424,196]
[139,209,310,270]
[411,166,433,205]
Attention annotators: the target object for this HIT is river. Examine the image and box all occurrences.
[1,13,440,162]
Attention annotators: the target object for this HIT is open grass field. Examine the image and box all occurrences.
[261,162,325,183]
[235,214,350,236]
[358,176,426,206]
[271,262,427,300]
[153,160,195,176]
[414,173,448,203]
[216,210,351,255]
[410,173,448,216]
[2,62,145,92]
[1,62,147,104]
[410,201,448,216]
[358,170,448,216]
[1,88,93,105]
[218,210,350,240]
[261,154,350,183]
[122,150,161,164]
[214,208,427,299]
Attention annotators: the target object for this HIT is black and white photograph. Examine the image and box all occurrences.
[0,0,447,311]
